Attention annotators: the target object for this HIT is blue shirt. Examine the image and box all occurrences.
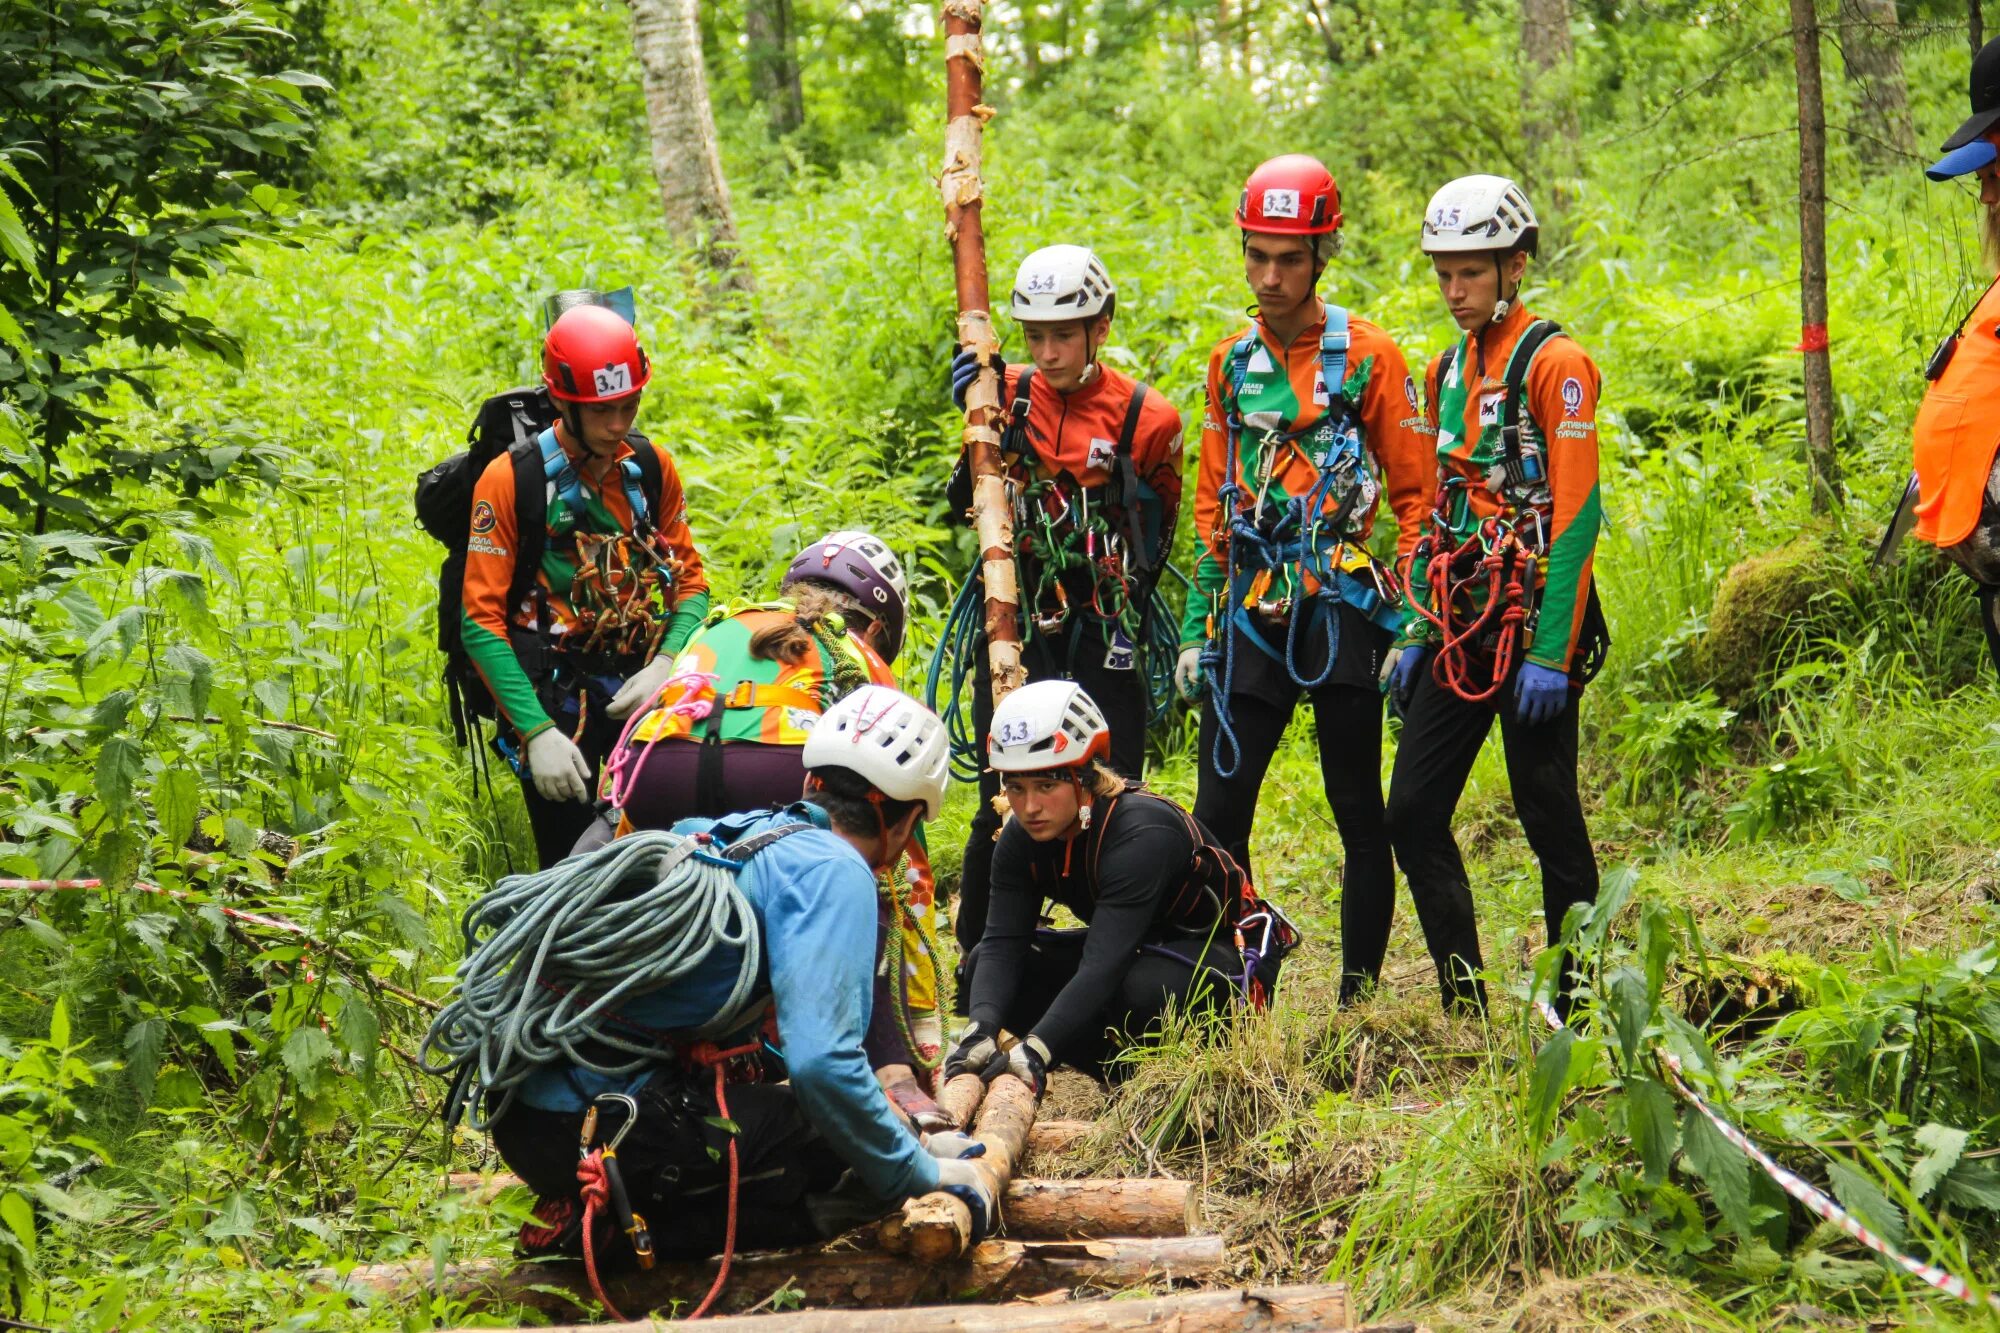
[515,809,938,1201]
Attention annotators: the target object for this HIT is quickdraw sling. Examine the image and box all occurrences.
[531,426,683,662]
[1200,307,1399,778]
[1400,319,1562,703]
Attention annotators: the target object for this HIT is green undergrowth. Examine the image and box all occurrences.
[3,6,2000,1329]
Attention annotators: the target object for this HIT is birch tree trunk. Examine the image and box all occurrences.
[1836,0,1918,171]
[1791,0,1844,516]
[746,0,805,136]
[629,0,749,289]
[1520,0,1580,186]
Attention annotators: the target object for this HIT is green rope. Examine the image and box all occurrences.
[421,831,765,1130]
[878,855,942,1074]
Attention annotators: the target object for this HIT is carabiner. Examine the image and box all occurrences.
[590,1092,640,1153]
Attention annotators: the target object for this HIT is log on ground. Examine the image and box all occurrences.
[439,1281,1397,1331]
[891,1073,1039,1261]
[320,1234,1226,1320]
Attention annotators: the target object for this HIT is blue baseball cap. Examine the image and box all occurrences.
[1928,138,1999,181]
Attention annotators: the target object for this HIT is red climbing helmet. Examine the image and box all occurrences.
[1236,155,1343,236]
[542,305,652,404]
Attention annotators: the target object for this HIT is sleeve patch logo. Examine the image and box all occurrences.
[593,361,633,397]
[470,499,497,534]
[1561,376,1584,416]
[1260,187,1301,219]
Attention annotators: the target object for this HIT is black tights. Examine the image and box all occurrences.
[1384,664,1599,1018]
[1193,684,1395,1003]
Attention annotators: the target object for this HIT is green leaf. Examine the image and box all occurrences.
[49,996,71,1049]
[336,996,379,1085]
[124,1018,166,1106]
[1940,1160,2000,1212]
[1909,1123,1968,1201]
[1680,1105,1754,1238]
[94,736,144,817]
[1527,1028,1574,1144]
[280,1025,335,1096]
[204,1191,259,1241]
[1826,1159,1905,1249]
[0,1192,34,1264]
[1625,1073,1679,1185]
[155,767,199,851]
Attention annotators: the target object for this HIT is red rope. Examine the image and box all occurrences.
[576,1149,630,1323]
[682,1037,762,1321]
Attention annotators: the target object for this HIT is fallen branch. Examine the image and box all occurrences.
[436,1282,1388,1331]
[317,1234,1225,1319]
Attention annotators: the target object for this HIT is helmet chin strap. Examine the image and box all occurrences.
[1490,254,1518,325]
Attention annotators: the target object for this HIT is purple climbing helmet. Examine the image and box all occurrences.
[781,529,910,663]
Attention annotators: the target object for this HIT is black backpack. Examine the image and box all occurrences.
[414,386,663,745]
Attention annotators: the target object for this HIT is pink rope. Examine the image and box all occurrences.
[603,668,719,809]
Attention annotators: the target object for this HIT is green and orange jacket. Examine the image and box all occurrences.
[460,429,709,740]
[1180,304,1435,648]
[1402,303,1603,673]
[622,603,943,1012]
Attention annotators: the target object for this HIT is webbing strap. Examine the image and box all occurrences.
[538,428,654,532]
[1498,320,1563,467]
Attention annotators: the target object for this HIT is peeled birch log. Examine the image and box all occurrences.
[437,1281,1387,1331]
[320,1234,1225,1319]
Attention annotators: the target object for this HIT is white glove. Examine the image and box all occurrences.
[606,654,677,719]
[933,1157,997,1241]
[1174,646,1204,699]
[1380,644,1404,688]
[525,728,593,803]
[922,1130,986,1161]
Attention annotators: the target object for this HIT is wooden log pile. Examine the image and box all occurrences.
[437,1282,1414,1331]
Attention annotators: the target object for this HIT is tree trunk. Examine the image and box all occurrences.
[442,1283,1401,1332]
[1836,0,1918,171]
[323,1235,1226,1319]
[941,0,1026,709]
[1972,0,1985,55]
[628,0,749,288]
[1791,0,1844,516]
[745,0,804,136]
[887,1072,1039,1261]
[1520,0,1580,187]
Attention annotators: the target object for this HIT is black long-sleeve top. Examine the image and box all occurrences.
[969,792,1212,1060]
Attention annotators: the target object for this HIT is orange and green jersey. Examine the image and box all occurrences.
[624,603,942,1012]
[1405,303,1603,673]
[460,429,709,740]
[1181,304,1435,647]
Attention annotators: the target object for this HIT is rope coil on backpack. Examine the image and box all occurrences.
[420,830,766,1129]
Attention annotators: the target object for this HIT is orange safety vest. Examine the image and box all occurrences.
[1914,279,2000,549]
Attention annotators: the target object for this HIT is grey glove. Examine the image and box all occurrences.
[942,1023,1006,1082]
[922,1131,986,1161]
[933,1157,997,1242]
[607,654,678,719]
[525,728,592,803]
[1174,645,1204,699]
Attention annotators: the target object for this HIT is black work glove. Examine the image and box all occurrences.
[941,1022,1006,1081]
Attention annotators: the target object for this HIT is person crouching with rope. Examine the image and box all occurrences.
[1175,154,1433,1005]
[1385,176,1609,1021]
[945,682,1296,1090]
[444,688,996,1309]
[943,245,1186,973]
[597,532,953,1128]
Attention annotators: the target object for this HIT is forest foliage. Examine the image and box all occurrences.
[0,0,1997,1328]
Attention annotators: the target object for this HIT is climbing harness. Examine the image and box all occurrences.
[532,428,683,661]
[1399,320,1564,704]
[421,822,811,1129]
[1199,308,1399,778]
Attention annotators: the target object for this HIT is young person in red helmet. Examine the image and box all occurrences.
[1176,154,1432,1005]
[459,303,710,867]
[944,681,1294,1089]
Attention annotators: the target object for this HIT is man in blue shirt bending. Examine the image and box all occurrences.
[478,686,991,1265]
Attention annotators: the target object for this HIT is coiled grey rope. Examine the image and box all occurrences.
[421,830,764,1129]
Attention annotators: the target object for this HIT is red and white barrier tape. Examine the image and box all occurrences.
[1532,998,2000,1311]
[0,877,313,938]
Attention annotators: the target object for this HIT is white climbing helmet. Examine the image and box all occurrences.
[1420,175,1540,254]
[802,685,951,820]
[987,680,1112,774]
[1009,245,1116,323]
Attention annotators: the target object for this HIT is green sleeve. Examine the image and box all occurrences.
[1396,546,1439,650]
[1526,483,1602,671]
[1180,546,1224,649]
[460,611,553,739]
[661,589,711,658]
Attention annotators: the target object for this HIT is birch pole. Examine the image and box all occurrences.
[942,0,1026,709]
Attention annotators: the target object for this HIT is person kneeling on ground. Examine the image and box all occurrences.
[945,681,1296,1090]
[480,687,994,1263]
